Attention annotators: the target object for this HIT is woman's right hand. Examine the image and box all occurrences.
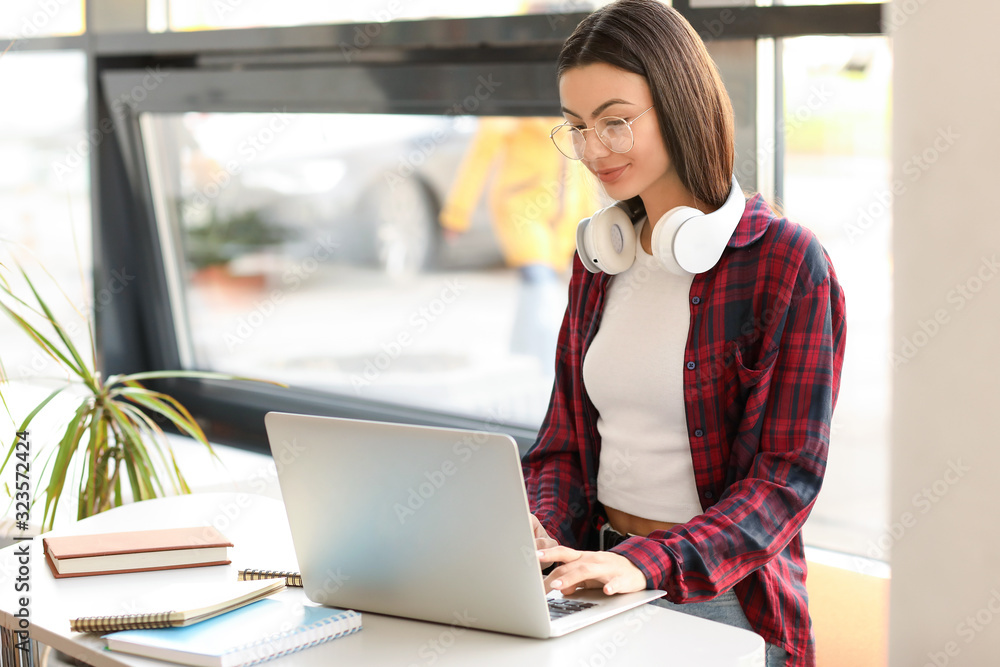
[530,513,559,550]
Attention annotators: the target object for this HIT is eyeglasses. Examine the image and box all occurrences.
[549,106,654,160]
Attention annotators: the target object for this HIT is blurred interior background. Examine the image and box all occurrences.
[0,0,888,565]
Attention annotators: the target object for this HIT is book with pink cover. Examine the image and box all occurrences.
[43,526,233,578]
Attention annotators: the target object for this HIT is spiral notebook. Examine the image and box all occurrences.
[238,569,302,588]
[70,579,285,633]
[104,598,362,667]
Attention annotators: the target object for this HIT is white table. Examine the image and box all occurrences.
[0,492,764,666]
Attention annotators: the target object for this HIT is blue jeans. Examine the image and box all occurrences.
[651,590,790,667]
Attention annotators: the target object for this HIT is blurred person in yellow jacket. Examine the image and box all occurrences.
[439,116,601,371]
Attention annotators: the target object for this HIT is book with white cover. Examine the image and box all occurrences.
[44,526,232,577]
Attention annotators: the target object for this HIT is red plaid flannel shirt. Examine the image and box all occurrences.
[522,194,847,666]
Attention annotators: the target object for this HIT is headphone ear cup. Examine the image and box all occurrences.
[674,176,746,273]
[576,205,637,275]
[650,206,702,275]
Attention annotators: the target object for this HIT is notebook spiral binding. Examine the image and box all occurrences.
[229,610,362,667]
[70,610,177,633]
[238,569,303,588]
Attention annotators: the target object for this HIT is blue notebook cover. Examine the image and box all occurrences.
[104,598,362,667]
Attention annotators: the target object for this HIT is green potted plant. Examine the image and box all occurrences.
[0,257,282,531]
[183,206,290,272]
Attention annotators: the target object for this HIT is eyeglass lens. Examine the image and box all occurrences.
[553,117,633,160]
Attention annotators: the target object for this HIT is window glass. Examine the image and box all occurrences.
[153,0,617,32]
[141,111,603,427]
[691,1,880,5]
[780,35,892,559]
[0,0,85,38]
[132,16,891,562]
[772,0,881,4]
[0,51,91,385]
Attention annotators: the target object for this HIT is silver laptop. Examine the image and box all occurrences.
[264,411,665,638]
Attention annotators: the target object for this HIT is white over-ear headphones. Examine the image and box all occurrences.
[576,175,746,276]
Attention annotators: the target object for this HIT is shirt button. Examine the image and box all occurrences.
[691,296,701,305]
[694,428,704,438]
[704,491,714,499]
[686,361,696,370]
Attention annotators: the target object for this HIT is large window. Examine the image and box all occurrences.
[779,35,891,556]
[141,111,602,427]
[0,50,91,387]
[70,3,889,559]
[149,0,618,32]
[0,1,85,38]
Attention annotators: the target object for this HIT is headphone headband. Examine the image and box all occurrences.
[671,175,745,274]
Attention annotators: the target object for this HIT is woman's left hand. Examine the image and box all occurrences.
[538,546,647,596]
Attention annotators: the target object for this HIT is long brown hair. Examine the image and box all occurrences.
[557,0,735,211]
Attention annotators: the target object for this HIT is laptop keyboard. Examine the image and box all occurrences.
[548,598,598,620]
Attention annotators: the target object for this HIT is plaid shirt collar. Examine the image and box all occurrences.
[728,193,772,249]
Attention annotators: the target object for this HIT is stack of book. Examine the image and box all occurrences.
[52,527,362,666]
[101,597,362,667]
[69,579,288,632]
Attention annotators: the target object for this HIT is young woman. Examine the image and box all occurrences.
[521,2,847,666]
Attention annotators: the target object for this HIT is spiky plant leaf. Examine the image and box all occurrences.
[0,257,286,530]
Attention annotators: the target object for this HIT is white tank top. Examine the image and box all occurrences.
[582,218,704,524]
